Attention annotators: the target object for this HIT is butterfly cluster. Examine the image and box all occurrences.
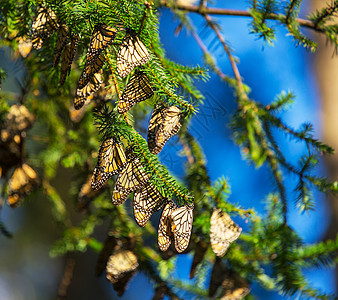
[0,105,39,208]
[30,5,191,253]
[31,7,183,151]
[91,138,193,253]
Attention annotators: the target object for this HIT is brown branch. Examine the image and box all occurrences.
[159,1,322,32]
[203,14,247,100]
[57,258,75,300]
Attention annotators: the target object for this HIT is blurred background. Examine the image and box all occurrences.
[0,0,337,299]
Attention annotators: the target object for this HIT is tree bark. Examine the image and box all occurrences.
[310,0,338,290]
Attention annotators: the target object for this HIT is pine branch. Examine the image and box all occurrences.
[158,0,325,32]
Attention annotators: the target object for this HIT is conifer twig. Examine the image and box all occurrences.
[203,14,247,100]
[159,1,324,32]
[57,258,75,300]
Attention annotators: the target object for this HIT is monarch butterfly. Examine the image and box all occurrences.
[210,208,242,257]
[87,23,117,64]
[74,73,102,110]
[133,182,164,227]
[171,203,194,253]
[118,70,153,114]
[60,33,79,85]
[32,6,59,50]
[17,37,32,58]
[91,138,127,191]
[158,200,177,252]
[117,28,150,78]
[106,249,139,296]
[112,155,149,205]
[8,163,39,207]
[78,52,105,89]
[53,24,69,67]
[148,105,182,154]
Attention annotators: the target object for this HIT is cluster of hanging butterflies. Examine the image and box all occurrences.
[0,104,39,208]
[31,7,183,154]
[90,137,193,253]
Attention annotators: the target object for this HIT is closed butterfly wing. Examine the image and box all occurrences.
[112,188,130,206]
[53,24,69,67]
[32,6,59,49]
[147,106,167,154]
[78,52,105,89]
[91,138,127,191]
[158,200,176,252]
[117,29,150,78]
[87,24,117,64]
[74,73,102,110]
[133,182,164,227]
[154,106,181,154]
[171,203,194,253]
[60,33,79,85]
[210,208,242,257]
[8,163,39,207]
[106,250,139,296]
[118,70,153,113]
[112,157,149,205]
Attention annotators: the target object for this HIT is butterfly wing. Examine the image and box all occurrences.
[171,203,194,253]
[133,182,164,227]
[112,157,149,205]
[78,52,105,89]
[210,208,242,257]
[74,73,102,110]
[91,139,127,190]
[158,200,176,251]
[117,30,150,78]
[60,33,79,85]
[154,106,181,154]
[118,71,153,113]
[32,7,59,49]
[8,163,39,207]
[87,24,117,64]
[147,106,167,154]
[53,24,69,67]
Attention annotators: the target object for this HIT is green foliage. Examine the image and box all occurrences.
[0,0,337,299]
